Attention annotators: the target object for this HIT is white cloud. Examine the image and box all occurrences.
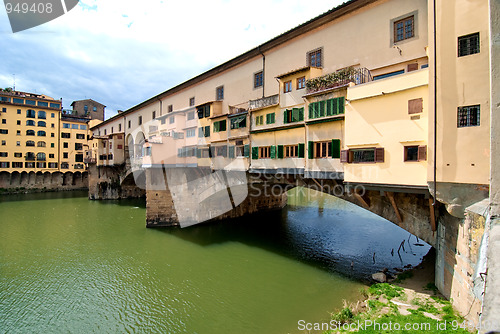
[0,0,345,118]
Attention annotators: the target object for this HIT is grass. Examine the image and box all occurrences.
[393,270,414,283]
[323,282,472,334]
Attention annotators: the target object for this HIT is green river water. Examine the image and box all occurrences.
[0,188,430,333]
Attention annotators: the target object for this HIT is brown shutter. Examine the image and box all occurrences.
[407,63,418,72]
[340,149,349,163]
[408,98,423,114]
[418,145,427,161]
[375,147,385,163]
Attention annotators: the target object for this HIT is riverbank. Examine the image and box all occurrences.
[324,252,473,333]
[0,187,88,195]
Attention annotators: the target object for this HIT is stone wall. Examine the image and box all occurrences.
[87,163,145,200]
[0,170,88,192]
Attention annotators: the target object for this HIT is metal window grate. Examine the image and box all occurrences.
[458,32,480,57]
[457,105,480,127]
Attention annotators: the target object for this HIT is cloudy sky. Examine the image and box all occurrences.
[1,0,344,119]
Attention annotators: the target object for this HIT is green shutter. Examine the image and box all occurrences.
[196,148,201,158]
[221,120,226,131]
[309,104,313,119]
[326,99,333,116]
[283,110,288,124]
[252,146,259,159]
[319,101,325,117]
[214,122,219,132]
[244,144,250,157]
[298,107,304,121]
[270,145,276,159]
[308,141,314,159]
[314,103,320,118]
[331,139,341,158]
[298,143,305,158]
[339,96,345,114]
[271,113,275,123]
[277,145,284,159]
[229,146,235,158]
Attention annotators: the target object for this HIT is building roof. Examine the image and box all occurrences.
[92,0,377,129]
[276,66,316,79]
[71,99,106,107]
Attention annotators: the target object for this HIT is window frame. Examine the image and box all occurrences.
[458,32,480,57]
[307,47,323,67]
[283,81,292,93]
[254,71,263,89]
[216,86,224,100]
[457,105,480,128]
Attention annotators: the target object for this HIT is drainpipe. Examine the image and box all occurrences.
[433,0,438,206]
[258,46,265,98]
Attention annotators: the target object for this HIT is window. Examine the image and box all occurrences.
[404,145,427,162]
[197,105,210,119]
[80,125,87,130]
[341,148,384,163]
[63,123,70,128]
[284,81,292,93]
[254,71,263,88]
[26,100,36,106]
[49,154,54,159]
[75,133,85,140]
[187,111,195,120]
[213,120,226,132]
[93,106,97,112]
[84,105,88,112]
[36,162,46,168]
[25,152,35,160]
[63,152,68,159]
[1,107,6,112]
[75,154,84,162]
[26,120,35,126]
[14,152,22,158]
[16,141,20,146]
[458,32,480,57]
[266,113,275,124]
[51,133,54,137]
[1,140,5,145]
[37,141,46,147]
[51,123,54,128]
[128,120,131,129]
[118,123,122,132]
[63,142,68,148]
[71,124,78,129]
[138,116,142,125]
[38,101,48,107]
[408,98,423,114]
[307,48,322,67]
[26,109,36,118]
[25,162,35,168]
[61,162,69,169]
[215,146,228,157]
[199,126,210,137]
[50,143,54,148]
[189,97,195,106]
[169,117,175,124]
[37,152,46,161]
[255,115,264,126]
[458,105,480,127]
[75,143,83,150]
[259,146,271,159]
[297,76,306,90]
[13,162,22,168]
[284,145,299,158]
[394,16,414,42]
[61,132,70,138]
[26,140,35,147]
[168,105,173,113]
[186,128,196,138]
[216,86,224,100]
[17,120,20,125]
[0,129,8,134]
[104,129,107,135]
[51,113,55,118]
[111,127,114,134]
[37,131,46,137]
[26,130,35,136]
[0,162,10,168]
[38,121,46,127]
[17,109,21,114]
[230,115,246,129]
[283,108,304,123]
[37,110,46,119]
[235,140,245,157]
[1,119,5,124]
[152,111,156,119]
[48,162,58,168]
[14,98,24,104]
[0,152,7,157]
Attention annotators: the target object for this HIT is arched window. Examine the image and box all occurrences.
[26,120,35,126]
[37,131,46,137]
[36,152,46,161]
[26,152,35,160]
[37,141,46,147]
[26,130,35,136]
[26,140,35,147]
[37,110,46,119]
[26,109,36,118]
[37,121,46,127]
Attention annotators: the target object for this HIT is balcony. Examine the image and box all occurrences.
[84,158,96,164]
[249,94,279,111]
[306,67,372,94]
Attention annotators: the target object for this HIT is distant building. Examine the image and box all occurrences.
[70,99,106,121]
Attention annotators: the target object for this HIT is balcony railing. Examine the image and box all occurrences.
[249,94,279,110]
[306,67,372,94]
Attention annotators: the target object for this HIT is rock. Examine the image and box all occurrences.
[381,267,389,273]
[372,272,387,283]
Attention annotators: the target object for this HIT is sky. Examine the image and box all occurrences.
[0,0,345,119]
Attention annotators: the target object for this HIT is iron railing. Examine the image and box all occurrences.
[306,67,372,94]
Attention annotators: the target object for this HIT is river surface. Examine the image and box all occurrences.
[0,188,430,334]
